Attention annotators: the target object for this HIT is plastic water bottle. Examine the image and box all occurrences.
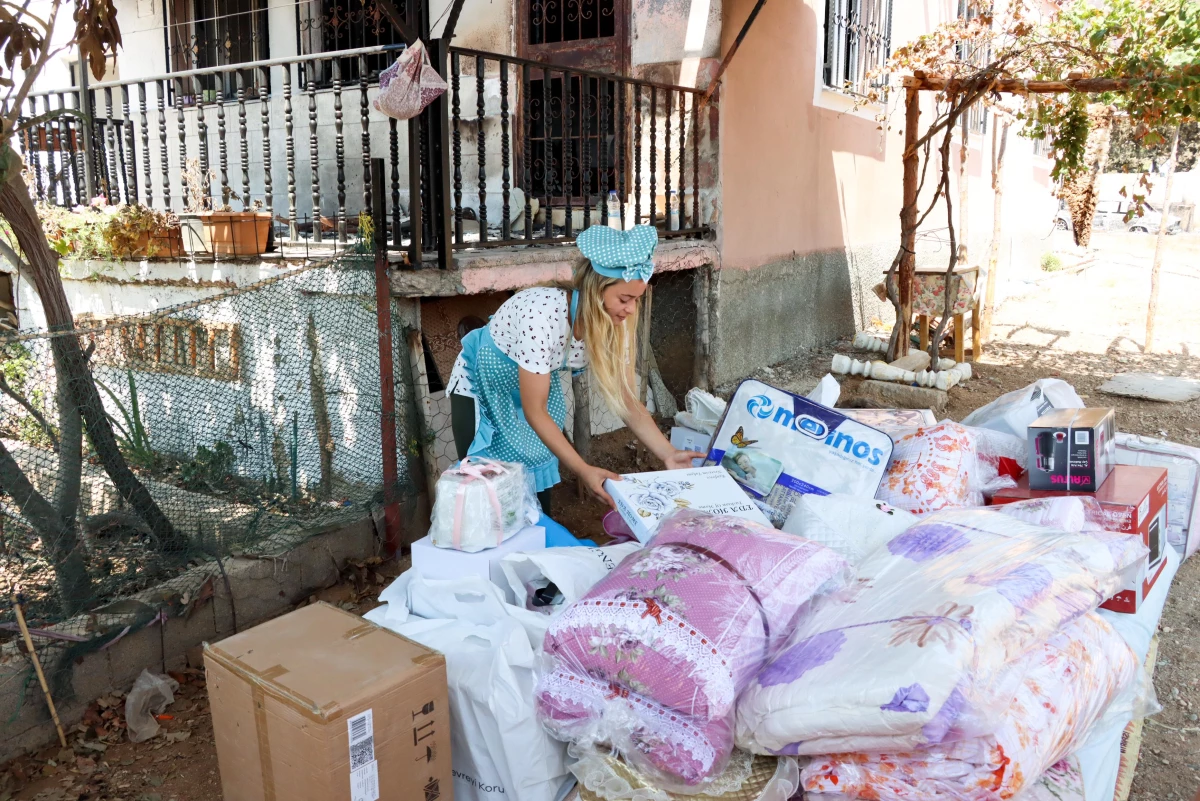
[668,190,680,232]
[607,190,621,229]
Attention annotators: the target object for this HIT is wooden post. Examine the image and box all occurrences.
[1146,125,1180,353]
[980,121,1009,344]
[897,85,921,357]
[693,265,711,391]
[572,372,592,498]
[372,161,402,557]
[407,329,440,503]
[636,286,654,408]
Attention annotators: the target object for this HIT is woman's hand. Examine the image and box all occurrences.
[579,464,621,508]
[663,450,705,470]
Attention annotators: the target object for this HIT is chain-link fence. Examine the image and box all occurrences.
[0,252,418,725]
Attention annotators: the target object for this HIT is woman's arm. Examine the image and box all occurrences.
[622,385,706,470]
[519,367,620,507]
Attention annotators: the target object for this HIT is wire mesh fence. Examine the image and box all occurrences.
[0,251,418,725]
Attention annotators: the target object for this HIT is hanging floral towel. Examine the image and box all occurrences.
[373,40,448,120]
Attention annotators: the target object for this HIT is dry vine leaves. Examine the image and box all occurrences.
[0,6,44,88]
[73,0,122,80]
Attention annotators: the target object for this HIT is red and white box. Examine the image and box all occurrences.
[990,465,1168,614]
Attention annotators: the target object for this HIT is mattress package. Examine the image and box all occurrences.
[704,380,894,526]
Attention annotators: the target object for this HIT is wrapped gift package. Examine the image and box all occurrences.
[604,465,771,543]
[704,380,893,526]
[429,457,532,552]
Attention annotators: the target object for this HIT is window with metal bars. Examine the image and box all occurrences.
[823,0,893,97]
[527,75,617,202]
[166,0,270,99]
[957,0,989,135]
[297,0,408,81]
[529,0,617,45]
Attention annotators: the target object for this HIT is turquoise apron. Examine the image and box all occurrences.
[458,291,581,493]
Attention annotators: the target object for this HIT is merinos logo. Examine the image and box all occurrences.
[745,394,886,466]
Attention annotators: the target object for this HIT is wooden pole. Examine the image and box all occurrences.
[372,160,402,557]
[698,0,771,110]
[14,596,67,748]
[902,67,1200,95]
[980,121,1009,344]
[406,329,440,503]
[897,85,921,357]
[572,372,592,499]
[1146,125,1180,352]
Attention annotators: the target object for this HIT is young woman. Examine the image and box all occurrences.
[445,224,702,512]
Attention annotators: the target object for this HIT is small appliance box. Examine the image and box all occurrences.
[991,465,1169,613]
[412,524,545,604]
[670,426,713,467]
[1027,408,1116,492]
[204,602,452,801]
[605,465,771,543]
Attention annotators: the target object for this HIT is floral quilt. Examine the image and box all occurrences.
[800,613,1137,800]
[537,509,849,786]
[735,508,1148,757]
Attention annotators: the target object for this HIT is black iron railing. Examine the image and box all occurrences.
[17,40,715,265]
[443,46,711,249]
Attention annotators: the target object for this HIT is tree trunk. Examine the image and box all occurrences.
[1146,126,1180,352]
[0,439,93,613]
[0,163,187,553]
[893,85,921,361]
[53,360,82,523]
[1062,105,1114,249]
[980,122,1009,344]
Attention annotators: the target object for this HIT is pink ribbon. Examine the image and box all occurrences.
[451,457,509,549]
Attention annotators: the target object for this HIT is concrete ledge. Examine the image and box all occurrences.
[0,514,386,761]
[391,239,719,298]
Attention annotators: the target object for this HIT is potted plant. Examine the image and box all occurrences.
[180,158,272,257]
[102,204,184,258]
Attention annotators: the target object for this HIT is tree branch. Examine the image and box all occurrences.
[0,372,58,451]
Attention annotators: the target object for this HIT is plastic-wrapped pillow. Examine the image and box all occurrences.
[736,508,1148,757]
[800,612,1141,801]
[782,494,918,566]
[991,496,1109,534]
[537,509,850,789]
[877,421,981,515]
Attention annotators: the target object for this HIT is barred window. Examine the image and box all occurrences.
[166,0,270,100]
[823,0,893,97]
[957,0,989,135]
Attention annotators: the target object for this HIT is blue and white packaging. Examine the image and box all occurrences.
[705,379,894,526]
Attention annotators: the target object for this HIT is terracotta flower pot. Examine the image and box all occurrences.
[198,212,273,257]
[128,227,185,258]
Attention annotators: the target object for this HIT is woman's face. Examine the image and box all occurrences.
[601,279,648,325]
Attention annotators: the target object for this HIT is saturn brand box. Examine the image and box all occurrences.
[204,602,452,801]
[1027,408,1116,492]
[991,465,1168,614]
[605,465,771,543]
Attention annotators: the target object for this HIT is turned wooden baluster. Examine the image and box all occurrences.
[237,72,250,208]
[138,83,152,206]
[157,81,171,209]
[307,61,322,243]
[283,63,297,241]
[499,59,511,241]
[259,66,274,219]
[333,58,347,242]
[359,55,372,225]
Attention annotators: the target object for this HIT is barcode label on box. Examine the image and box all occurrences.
[348,710,378,801]
[1075,430,1090,445]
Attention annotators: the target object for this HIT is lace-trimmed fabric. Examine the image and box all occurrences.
[538,509,850,787]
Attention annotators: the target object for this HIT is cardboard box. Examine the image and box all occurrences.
[990,465,1168,614]
[605,465,771,543]
[1028,408,1116,492]
[205,602,452,801]
[412,524,545,604]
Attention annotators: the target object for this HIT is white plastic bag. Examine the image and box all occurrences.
[125,670,179,743]
[960,378,1084,439]
[674,388,727,434]
[499,543,641,614]
[387,616,571,801]
[430,457,534,552]
[373,40,448,120]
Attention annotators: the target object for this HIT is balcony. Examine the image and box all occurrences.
[18,40,718,270]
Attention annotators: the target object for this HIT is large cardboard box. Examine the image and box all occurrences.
[1027,408,1116,492]
[605,465,771,543]
[991,466,1168,614]
[204,602,452,801]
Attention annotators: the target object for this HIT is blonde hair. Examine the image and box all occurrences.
[550,264,640,418]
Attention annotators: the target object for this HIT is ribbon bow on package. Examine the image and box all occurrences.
[430,457,532,552]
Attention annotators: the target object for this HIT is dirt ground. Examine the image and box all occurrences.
[2,231,1199,801]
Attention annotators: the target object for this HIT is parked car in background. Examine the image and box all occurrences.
[1055,199,1182,234]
